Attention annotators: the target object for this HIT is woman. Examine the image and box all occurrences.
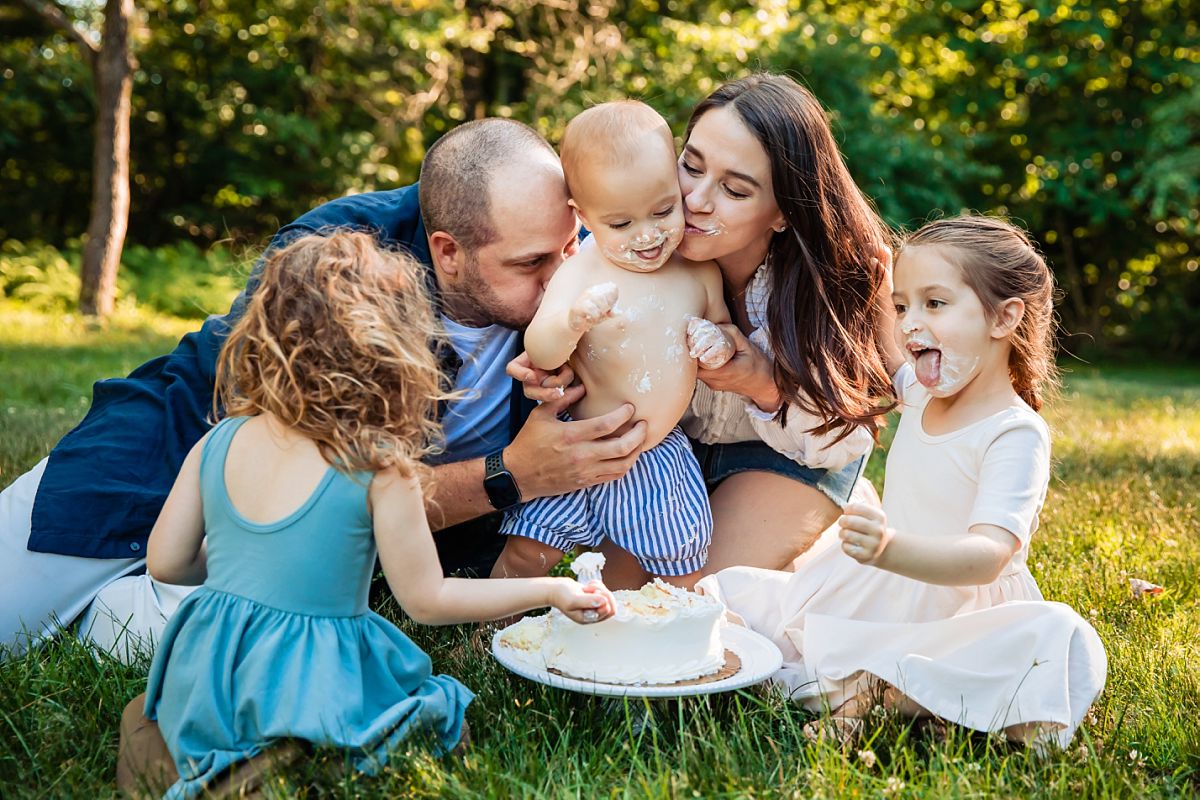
[600,73,901,584]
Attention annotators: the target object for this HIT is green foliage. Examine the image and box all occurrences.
[1,0,1198,354]
[118,241,246,319]
[0,241,243,320]
[0,240,81,313]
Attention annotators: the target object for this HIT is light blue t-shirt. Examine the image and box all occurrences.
[432,316,519,463]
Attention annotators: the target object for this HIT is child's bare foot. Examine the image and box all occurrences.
[802,715,863,747]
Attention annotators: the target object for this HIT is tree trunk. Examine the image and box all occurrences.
[79,0,135,317]
[461,0,493,120]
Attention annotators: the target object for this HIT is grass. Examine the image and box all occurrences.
[1,303,1198,798]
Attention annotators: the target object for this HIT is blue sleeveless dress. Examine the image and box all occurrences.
[143,416,473,799]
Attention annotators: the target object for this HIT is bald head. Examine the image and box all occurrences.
[419,118,558,251]
[560,101,676,202]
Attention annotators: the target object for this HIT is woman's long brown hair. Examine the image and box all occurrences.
[686,74,895,442]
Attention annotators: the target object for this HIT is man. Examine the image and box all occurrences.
[0,118,648,660]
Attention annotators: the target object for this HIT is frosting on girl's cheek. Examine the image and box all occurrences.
[903,332,980,397]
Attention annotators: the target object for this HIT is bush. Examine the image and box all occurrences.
[0,240,246,319]
[0,240,82,313]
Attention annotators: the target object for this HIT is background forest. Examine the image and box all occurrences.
[2,0,1199,354]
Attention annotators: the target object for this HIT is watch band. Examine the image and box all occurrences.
[484,450,504,479]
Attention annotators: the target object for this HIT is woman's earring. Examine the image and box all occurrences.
[773,224,788,233]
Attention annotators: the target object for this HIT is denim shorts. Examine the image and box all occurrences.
[688,438,865,509]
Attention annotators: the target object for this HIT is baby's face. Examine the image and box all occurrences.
[573,146,685,273]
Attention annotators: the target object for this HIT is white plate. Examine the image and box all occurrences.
[491,624,783,698]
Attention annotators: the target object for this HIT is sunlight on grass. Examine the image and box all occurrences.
[1,306,1198,797]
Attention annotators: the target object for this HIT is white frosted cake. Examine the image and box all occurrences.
[498,574,727,685]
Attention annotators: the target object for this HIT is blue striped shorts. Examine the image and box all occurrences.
[499,426,712,576]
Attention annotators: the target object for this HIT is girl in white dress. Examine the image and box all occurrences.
[699,215,1106,747]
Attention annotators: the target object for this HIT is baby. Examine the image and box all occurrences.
[493,101,732,588]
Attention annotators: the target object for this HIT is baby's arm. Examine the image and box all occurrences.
[371,468,615,625]
[524,256,617,370]
[146,435,209,585]
[687,260,735,369]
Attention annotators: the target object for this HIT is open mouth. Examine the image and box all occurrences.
[634,244,664,261]
[907,342,943,388]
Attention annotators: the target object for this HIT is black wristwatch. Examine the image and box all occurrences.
[483,449,522,511]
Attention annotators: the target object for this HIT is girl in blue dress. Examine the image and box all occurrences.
[139,231,615,798]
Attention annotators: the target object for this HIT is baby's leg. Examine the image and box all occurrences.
[490,536,566,579]
[494,488,590,579]
[600,427,712,590]
[596,540,653,590]
[656,569,702,590]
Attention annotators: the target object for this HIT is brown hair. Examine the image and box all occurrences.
[560,101,675,201]
[215,231,450,481]
[419,118,556,251]
[904,215,1058,410]
[686,74,895,441]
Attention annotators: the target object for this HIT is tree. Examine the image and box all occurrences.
[19,0,134,317]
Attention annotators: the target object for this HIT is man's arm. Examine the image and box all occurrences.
[424,385,646,529]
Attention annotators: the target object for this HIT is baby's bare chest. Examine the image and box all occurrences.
[589,271,707,342]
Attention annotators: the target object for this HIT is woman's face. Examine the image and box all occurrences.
[676,105,786,266]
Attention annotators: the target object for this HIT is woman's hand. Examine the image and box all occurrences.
[696,324,782,413]
[837,502,895,565]
[551,578,617,624]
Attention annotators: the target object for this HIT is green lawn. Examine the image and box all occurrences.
[1,302,1197,798]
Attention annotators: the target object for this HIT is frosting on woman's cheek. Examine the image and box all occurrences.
[685,216,728,238]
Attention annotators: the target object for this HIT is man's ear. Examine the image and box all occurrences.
[991,297,1026,339]
[428,231,464,278]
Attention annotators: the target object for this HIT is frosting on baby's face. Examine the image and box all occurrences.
[571,140,685,274]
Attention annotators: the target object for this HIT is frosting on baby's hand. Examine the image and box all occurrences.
[686,317,734,369]
[569,282,619,332]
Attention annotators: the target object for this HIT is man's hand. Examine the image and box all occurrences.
[568,282,619,332]
[686,317,735,370]
[507,352,577,404]
[503,387,647,499]
[696,324,781,413]
[837,502,895,565]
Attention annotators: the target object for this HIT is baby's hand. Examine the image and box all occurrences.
[551,578,617,624]
[686,317,735,369]
[838,502,894,565]
[568,283,619,332]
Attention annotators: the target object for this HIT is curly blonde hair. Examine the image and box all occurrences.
[214,230,451,481]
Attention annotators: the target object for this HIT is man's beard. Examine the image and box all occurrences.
[451,255,536,330]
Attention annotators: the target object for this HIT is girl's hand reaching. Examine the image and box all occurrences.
[551,578,617,624]
[838,502,895,565]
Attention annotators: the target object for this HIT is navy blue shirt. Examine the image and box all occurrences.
[29,183,533,559]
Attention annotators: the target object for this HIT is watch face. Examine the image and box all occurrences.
[485,471,520,510]
[484,455,521,510]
